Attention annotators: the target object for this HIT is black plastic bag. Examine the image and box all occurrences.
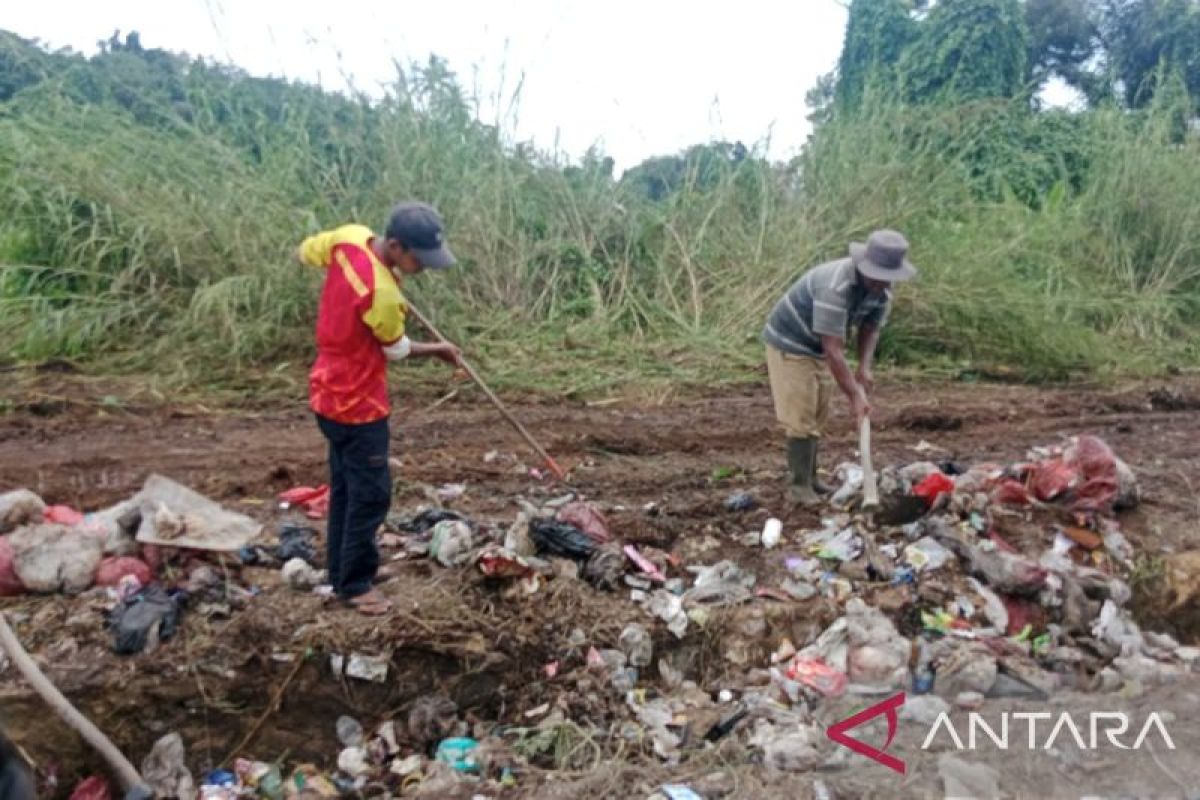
[276,524,317,563]
[394,509,468,534]
[529,519,597,561]
[110,585,183,655]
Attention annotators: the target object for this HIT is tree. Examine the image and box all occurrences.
[835,0,921,112]
[900,0,1031,103]
[1025,0,1105,96]
[1100,0,1200,109]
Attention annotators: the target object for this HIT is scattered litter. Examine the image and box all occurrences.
[904,537,952,572]
[724,491,757,512]
[141,733,196,800]
[759,518,782,549]
[276,524,318,563]
[137,474,262,551]
[331,653,389,683]
[94,556,152,588]
[0,489,45,533]
[830,464,864,506]
[110,585,183,655]
[618,622,653,667]
[336,716,364,748]
[435,738,480,773]
[282,558,325,590]
[429,520,474,567]
[556,501,612,543]
[11,523,103,594]
[530,519,597,561]
[624,544,667,582]
[938,754,1000,800]
[785,657,847,697]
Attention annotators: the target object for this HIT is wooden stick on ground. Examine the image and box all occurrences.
[405,302,568,481]
[860,416,880,509]
[0,613,150,795]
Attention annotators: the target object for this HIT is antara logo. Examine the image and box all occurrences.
[826,692,1176,774]
[826,692,907,774]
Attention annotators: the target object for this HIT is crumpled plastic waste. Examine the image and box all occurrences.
[646,589,689,638]
[912,472,955,507]
[277,485,329,519]
[276,524,317,563]
[583,543,625,590]
[806,526,862,562]
[0,489,45,534]
[624,544,667,582]
[1027,435,1127,513]
[110,585,184,655]
[94,556,152,588]
[903,537,952,572]
[435,737,480,773]
[141,733,196,800]
[830,464,864,507]
[68,776,113,800]
[724,491,757,512]
[429,520,475,567]
[555,502,612,543]
[282,558,325,590]
[394,508,468,534]
[331,653,389,683]
[529,519,597,561]
[0,537,25,597]
[11,523,103,594]
[618,622,653,667]
[43,504,85,525]
[785,657,847,696]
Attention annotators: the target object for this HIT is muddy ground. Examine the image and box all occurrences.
[1,375,1199,798]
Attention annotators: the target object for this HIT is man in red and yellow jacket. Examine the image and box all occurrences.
[297,201,461,615]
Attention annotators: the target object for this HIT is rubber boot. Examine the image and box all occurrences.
[812,437,832,495]
[786,437,822,507]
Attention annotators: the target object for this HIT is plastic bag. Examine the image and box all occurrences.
[94,557,152,588]
[529,519,597,561]
[913,472,955,507]
[0,489,45,534]
[276,524,317,563]
[786,657,848,697]
[110,585,183,655]
[277,485,329,519]
[0,537,24,597]
[556,502,612,543]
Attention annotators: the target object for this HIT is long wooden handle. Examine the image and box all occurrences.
[0,613,150,794]
[860,416,879,509]
[405,303,567,481]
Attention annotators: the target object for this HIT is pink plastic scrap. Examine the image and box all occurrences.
[786,656,848,697]
[623,545,666,582]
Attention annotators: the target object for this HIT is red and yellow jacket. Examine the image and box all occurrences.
[299,225,408,424]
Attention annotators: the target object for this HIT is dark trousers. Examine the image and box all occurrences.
[316,414,391,599]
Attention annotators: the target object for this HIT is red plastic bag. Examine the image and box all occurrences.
[1064,436,1120,512]
[992,478,1032,506]
[0,536,25,596]
[94,556,153,588]
[70,776,113,800]
[44,504,85,525]
[278,485,330,519]
[556,502,612,543]
[1031,459,1075,502]
[913,472,955,507]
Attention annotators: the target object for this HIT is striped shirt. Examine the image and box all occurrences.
[762,257,891,358]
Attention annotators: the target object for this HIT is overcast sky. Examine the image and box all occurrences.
[6,0,849,172]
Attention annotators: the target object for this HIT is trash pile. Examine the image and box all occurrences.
[6,433,1200,798]
[0,474,266,655]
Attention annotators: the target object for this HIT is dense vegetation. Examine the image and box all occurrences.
[1,0,1197,398]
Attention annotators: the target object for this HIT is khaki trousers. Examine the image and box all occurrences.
[765,344,831,439]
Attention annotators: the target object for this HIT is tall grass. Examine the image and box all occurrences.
[0,34,1197,397]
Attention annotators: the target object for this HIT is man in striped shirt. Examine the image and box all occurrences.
[762,230,918,506]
